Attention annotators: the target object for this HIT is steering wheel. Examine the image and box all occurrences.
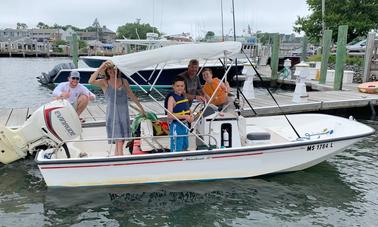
[192,102,206,121]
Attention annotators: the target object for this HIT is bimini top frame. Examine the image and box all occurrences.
[110,42,242,149]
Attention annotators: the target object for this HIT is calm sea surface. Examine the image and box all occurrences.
[0,58,377,226]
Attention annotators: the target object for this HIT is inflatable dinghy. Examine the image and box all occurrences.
[358,81,378,94]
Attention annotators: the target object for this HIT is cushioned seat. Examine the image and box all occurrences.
[246,132,271,141]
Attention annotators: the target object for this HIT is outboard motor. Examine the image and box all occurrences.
[0,100,81,164]
[37,62,75,84]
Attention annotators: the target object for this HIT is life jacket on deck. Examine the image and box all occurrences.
[164,92,190,118]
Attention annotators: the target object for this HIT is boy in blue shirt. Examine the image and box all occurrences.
[166,76,193,152]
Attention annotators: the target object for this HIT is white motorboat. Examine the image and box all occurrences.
[0,42,374,187]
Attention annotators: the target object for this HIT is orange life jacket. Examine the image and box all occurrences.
[203,78,228,106]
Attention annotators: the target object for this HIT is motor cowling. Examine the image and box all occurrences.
[0,99,82,164]
[39,100,82,143]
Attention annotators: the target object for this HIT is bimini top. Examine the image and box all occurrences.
[111,41,242,77]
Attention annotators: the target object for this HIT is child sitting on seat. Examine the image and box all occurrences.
[167,76,193,152]
[202,68,229,108]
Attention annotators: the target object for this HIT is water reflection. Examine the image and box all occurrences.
[0,160,45,226]
[41,160,358,226]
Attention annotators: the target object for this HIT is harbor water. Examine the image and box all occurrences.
[0,58,377,226]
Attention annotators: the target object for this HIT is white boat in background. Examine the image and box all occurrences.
[0,42,374,187]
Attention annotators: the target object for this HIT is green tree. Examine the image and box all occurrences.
[36,22,49,29]
[294,0,378,43]
[78,40,87,49]
[53,40,68,46]
[116,22,160,39]
[52,40,68,53]
[205,31,215,41]
[256,32,274,45]
[16,22,28,29]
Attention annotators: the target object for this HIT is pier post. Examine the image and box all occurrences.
[362,32,376,82]
[8,40,11,57]
[301,36,308,62]
[270,33,280,86]
[319,30,333,84]
[334,25,348,90]
[71,34,79,68]
[35,42,38,57]
[22,42,25,58]
[46,42,50,57]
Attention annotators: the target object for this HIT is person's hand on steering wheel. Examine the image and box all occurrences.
[192,102,206,121]
[195,95,207,103]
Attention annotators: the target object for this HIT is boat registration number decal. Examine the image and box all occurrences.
[307,143,333,151]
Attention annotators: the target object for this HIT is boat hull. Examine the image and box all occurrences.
[36,137,360,187]
[81,57,107,68]
[51,65,244,87]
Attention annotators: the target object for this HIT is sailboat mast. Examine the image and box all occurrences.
[221,0,224,41]
[232,0,236,41]
[231,0,240,114]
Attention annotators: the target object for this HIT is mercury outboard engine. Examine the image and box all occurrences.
[0,100,81,164]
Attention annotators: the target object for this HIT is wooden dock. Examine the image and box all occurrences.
[1,89,378,128]
[241,89,378,116]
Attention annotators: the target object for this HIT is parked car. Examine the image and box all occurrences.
[346,39,367,52]
[291,46,318,56]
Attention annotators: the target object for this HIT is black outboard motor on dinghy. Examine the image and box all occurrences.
[0,100,82,164]
[37,62,76,85]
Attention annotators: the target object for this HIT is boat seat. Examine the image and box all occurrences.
[245,125,271,145]
[246,132,271,141]
[246,132,271,145]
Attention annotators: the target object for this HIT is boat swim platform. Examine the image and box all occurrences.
[2,90,378,128]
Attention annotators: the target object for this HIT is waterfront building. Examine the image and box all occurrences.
[30,28,64,42]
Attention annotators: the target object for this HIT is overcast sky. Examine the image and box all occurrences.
[0,0,310,38]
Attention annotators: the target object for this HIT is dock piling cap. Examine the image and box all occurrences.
[294,61,310,78]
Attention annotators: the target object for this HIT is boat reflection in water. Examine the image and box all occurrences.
[42,161,360,226]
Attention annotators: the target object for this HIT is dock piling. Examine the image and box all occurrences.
[270,33,280,86]
[71,34,79,68]
[319,30,333,84]
[362,32,377,82]
[301,36,308,62]
[334,25,348,90]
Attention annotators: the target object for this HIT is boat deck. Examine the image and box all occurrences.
[1,89,378,128]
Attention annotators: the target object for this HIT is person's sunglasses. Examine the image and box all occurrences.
[71,77,80,80]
